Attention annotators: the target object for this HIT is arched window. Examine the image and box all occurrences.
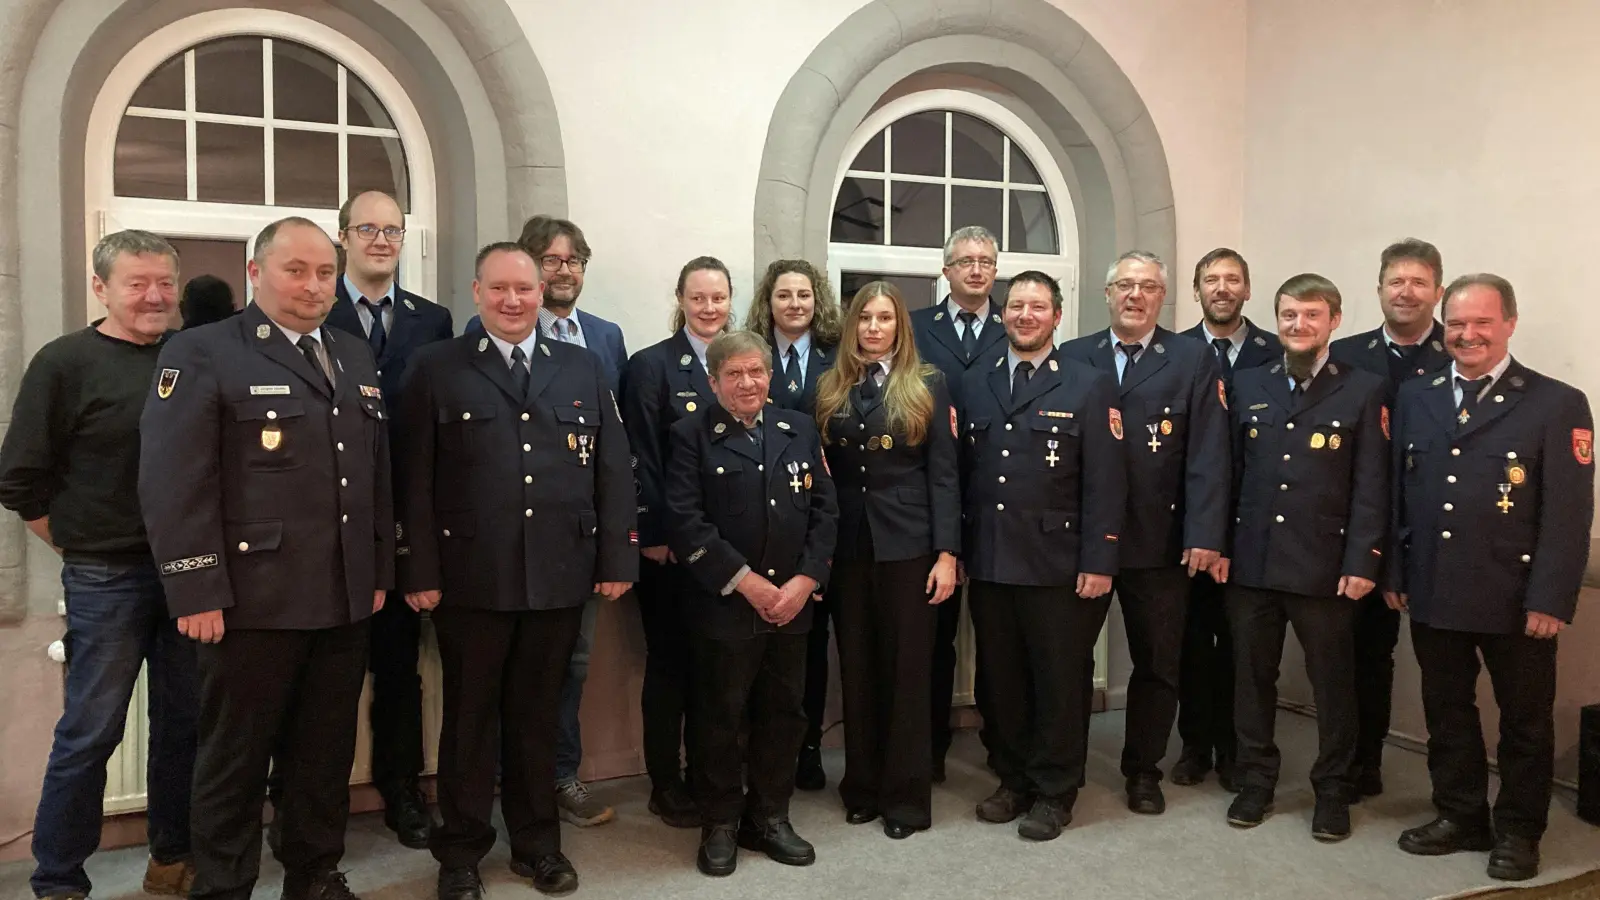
[84,10,437,322]
[828,90,1078,330]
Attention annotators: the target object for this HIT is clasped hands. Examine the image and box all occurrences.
[737,571,817,626]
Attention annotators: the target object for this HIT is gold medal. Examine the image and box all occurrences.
[1328,434,1342,450]
[868,436,882,450]
[1159,419,1172,435]
[1310,433,1327,450]
[1507,462,1526,486]
[880,435,894,450]
[804,473,813,489]
[260,424,283,451]
[568,433,577,451]
[1249,427,1258,439]
[685,401,697,412]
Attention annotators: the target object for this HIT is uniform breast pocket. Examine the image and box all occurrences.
[707,461,746,515]
[357,397,385,454]
[1486,446,1537,511]
[965,416,992,448]
[1028,416,1079,470]
[438,405,498,464]
[785,459,818,511]
[1147,397,1186,444]
[673,393,704,418]
[1240,407,1277,453]
[554,405,601,466]
[1308,414,1354,455]
[234,398,307,471]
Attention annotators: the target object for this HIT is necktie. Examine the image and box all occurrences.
[510,346,531,399]
[785,345,802,394]
[1388,341,1424,383]
[361,298,388,359]
[296,335,331,392]
[1212,337,1234,381]
[860,362,883,402]
[1456,376,1489,429]
[1117,342,1142,383]
[748,420,764,449]
[1012,360,1034,402]
[1290,376,1308,411]
[958,311,978,359]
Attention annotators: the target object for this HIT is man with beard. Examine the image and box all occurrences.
[1387,275,1592,882]
[962,272,1125,841]
[1173,248,1280,791]
[1328,239,1452,799]
[1216,274,1387,843]
[1059,252,1230,816]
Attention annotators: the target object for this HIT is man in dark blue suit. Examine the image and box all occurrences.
[323,190,452,850]
[1172,248,1280,792]
[466,217,627,828]
[908,224,1009,781]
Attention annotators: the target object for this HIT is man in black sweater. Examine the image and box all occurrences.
[0,230,199,900]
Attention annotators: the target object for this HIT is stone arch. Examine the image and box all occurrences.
[753,0,1176,336]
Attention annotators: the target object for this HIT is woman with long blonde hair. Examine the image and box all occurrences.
[813,282,961,839]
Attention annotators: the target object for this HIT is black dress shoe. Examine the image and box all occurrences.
[1487,834,1540,882]
[845,806,880,825]
[1169,750,1210,787]
[883,820,915,840]
[283,870,359,900]
[977,786,1034,823]
[437,866,484,900]
[1226,789,1274,828]
[382,782,434,850]
[697,825,738,877]
[737,818,816,866]
[509,853,579,895]
[1017,796,1072,841]
[648,781,701,829]
[1397,816,1494,856]
[1311,796,1351,842]
[795,746,826,792]
[1126,774,1166,815]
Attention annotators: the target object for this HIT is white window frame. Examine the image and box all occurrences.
[827,89,1080,343]
[83,9,438,319]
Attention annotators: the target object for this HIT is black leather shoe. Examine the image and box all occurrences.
[437,866,484,900]
[977,786,1034,823]
[383,782,434,850]
[648,781,701,829]
[1311,796,1351,842]
[697,825,738,877]
[931,756,947,785]
[509,853,578,895]
[1216,757,1241,793]
[1487,834,1540,882]
[1017,796,1071,841]
[1126,774,1166,815]
[795,746,826,792]
[737,818,816,866]
[1397,816,1494,856]
[845,806,880,825]
[883,819,915,840]
[1169,750,1210,786]
[1227,789,1274,828]
[283,870,359,900]
[1350,765,1383,801]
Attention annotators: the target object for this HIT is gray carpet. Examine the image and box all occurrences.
[3,711,1594,900]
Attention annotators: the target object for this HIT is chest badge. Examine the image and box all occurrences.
[157,368,180,399]
[256,324,271,340]
[680,354,692,366]
[1497,483,1515,514]
[1159,419,1172,436]
[1046,439,1060,468]
[788,461,803,493]
[577,434,592,466]
[880,435,893,450]
[1310,433,1327,450]
[568,433,577,451]
[1506,460,1527,486]
[1328,434,1342,450]
[686,401,698,412]
[261,424,283,451]
[1145,425,1163,453]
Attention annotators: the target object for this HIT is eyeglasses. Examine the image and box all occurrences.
[350,224,406,242]
[1111,280,1165,295]
[950,257,998,271]
[540,255,589,274]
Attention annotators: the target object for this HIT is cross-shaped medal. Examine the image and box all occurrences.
[1458,408,1471,426]
[1146,424,1162,453]
[1045,439,1060,468]
[789,473,804,493]
[1496,483,1514,513]
[577,435,591,466]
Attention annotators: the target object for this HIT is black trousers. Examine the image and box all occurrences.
[430,604,583,867]
[1226,585,1356,798]
[1411,620,1557,839]
[1351,593,1401,774]
[637,558,695,788]
[834,553,939,828]
[970,580,1110,800]
[800,597,840,751]
[1112,566,1189,778]
[368,590,424,794]
[931,588,963,764]
[1177,570,1235,764]
[190,622,369,900]
[689,631,808,826]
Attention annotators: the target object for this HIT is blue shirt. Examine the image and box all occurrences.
[343,275,396,336]
[775,330,812,383]
[1111,328,1155,383]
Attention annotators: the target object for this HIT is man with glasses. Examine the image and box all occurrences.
[326,190,454,850]
[910,224,1009,782]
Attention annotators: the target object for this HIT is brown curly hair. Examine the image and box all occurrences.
[743,259,842,348]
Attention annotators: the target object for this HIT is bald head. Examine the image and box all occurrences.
[339,191,405,286]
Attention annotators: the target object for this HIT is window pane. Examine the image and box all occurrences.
[889,111,944,177]
[274,129,339,208]
[348,135,410,212]
[951,186,1002,245]
[130,53,185,110]
[195,122,264,204]
[114,116,186,200]
[273,41,339,124]
[347,74,395,130]
[848,130,884,172]
[888,181,944,248]
[194,38,262,117]
[1010,143,1043,185]
[950,113,1003,181]
[830,176,884,245]
[840,272,939,311]
[1009,190,1058,254]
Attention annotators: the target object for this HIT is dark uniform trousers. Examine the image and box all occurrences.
[1387,360,1593,838]
[635,557,697,786]
[394,332,637,867]
[1225,360,1389,799]
[664,405,838,826]
[1113,566,1193,777]
[138,305,395,900]
[958,351,1126,803]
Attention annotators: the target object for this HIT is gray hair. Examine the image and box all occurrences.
[1442,273,1518,320]
[1104,250,1169,288]
[92,230,179,282]
[707,330,773,378]
[943,225,999,266]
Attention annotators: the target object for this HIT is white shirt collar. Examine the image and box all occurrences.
[275,322,321,345]
[1007,345,1053,378]
[1109,327,1156,353]
[775,330,812,360]
[1451,355,1513,391]
[1382,323,1437,349]
[947,297,990,324]
[860,355,893,382]
[1201,320,1247,351]
[486,330,539,368]
[343,275,395,305]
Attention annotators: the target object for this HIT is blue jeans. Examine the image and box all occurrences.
[554,596,599,786]
[31,557,199,898]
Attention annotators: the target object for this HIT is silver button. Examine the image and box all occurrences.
[767,569,777,576]
[1286,422,1295,430]
[1443,503,1453,512]
[376,370,382,377]
[1332,420,1341,428]
[1507,451,1518,460]
[996,503,1005,511]
[860,466,867,473]
[758,465,764,472]
[443,529,451,537]
[462,412,471,420]
[716,467,725,475]
[341,514,348,523]
[1283,454,1291,461]
[1447,475,1457,483]
[1001,450,1010,458]
[1442,531,1452,539]
[770,499,776,506]
[1064,521,1071,529]
[524,475,533,484]
[1274,515,1284,523]
[1495,396,1505,404]
[266,411,278,420]
[1451,448,1461,456]
[340,478,348,487]
[578,416,586,424]
[333,408,340,416]
[1170,503,1176,511]
[238,542,249,552]
[1005,423,1014,431]
[998,476,1007,484]
[522,413,530,421]
[525,509,533,517]
[1521,554,1531,563]
[1252,415,1259,422]
[859,423,866,431]
[1051,426,1058,434]
[523,443,532,452]
[336,442,344,451]
[1279,484,1288,491]
[1163,407,1171,414]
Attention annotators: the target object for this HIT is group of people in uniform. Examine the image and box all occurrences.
[2,193,1588,900]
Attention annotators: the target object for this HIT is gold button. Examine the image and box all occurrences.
[1286,422,1295,430]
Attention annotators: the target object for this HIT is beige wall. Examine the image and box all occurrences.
[1237,0,1600,781]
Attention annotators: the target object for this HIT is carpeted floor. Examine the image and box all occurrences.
[2,710,1594,900]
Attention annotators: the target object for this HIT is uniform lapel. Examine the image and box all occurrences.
[1119,329,1170,396]
[1262,361,1295,416]
[321,327,352,407]
[1009,352,1060,413]
[986,357,1012,412]
[675,330,712,398]
[381,289,420,367]
[973,301,1006,360]
[468,334,527,405]
[522,335,559,408]
[1456,359,1528,440]
[1236,320,1275,369]
[924,301,967,365]
[850,375,884,420]
[245,305,334,398]
[1422,371,1459,433]
[1418,321,1451,374]
[764,415,796,489]
[711,405,763,466]
[1290,360,1345,419]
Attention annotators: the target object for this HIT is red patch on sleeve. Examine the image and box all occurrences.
[1109,408,1124,440]
[1217,378,1228,410]
[1380,406,1391,440]
[950,405,958,438]
[1574,428,1593,465]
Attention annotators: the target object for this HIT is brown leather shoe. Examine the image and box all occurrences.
[142,857,196,896]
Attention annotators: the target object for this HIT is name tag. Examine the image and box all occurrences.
[1038,410,1074,419]
[250,385,292,396]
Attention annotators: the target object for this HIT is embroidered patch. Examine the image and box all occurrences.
[1109,408,1124,440]
[359,385,382,398]
[1574,428,1593,465]
[1216,378,1228,410]
[160,554,218,576]
[256,324,271,339]
[249,384,291,396]
[629,530,639,546]
[1380,406,1391,441]
[157,368,180,399]
[404,298,417,311]
[1250,403,1270,411]
[687,547,706,563]
[950,405,958,438]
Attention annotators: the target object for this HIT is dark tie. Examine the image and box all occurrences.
[361,298,389,359]
[1212,337,1234,381]
[1118,342,1142,383]
[296,335,331,392]
[1388,342,1424,383]
[860,362,884,402]
[510,346,531,399]
[748,420,764,449]
[785,345,802,393]
[1456,376,1489,429]
[1012,360,1034,402]
[958,311,978,359]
